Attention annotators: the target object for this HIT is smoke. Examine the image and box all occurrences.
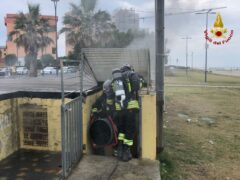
[125,0,212,79]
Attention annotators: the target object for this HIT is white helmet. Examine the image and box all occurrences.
[103,79,112,93]
[120,64,134,72]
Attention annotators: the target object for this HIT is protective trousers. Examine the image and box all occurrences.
[117,109,138,146]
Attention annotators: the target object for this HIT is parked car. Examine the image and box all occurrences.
[59,66,78,73]
[0,67,11,76]
[0,68,6,76]
[59,66,68,73]
[41,67,57,75]
[67,66,78,73]
[16,67,28,75]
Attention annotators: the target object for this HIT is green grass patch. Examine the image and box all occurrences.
[162,69,240,179]
[158,151,179,180]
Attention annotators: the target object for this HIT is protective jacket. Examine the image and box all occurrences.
[91,93,122,118]
[121,71,144,110]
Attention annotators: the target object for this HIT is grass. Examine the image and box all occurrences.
[159,69,240,180]
[165,69,240,86]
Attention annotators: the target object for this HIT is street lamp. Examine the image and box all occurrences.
[196,10,215,83]
[181,36,192,76]
[51,0,59,61]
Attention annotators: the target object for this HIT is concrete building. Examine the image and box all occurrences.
[4,14,57,66]
[112,9,140,33]
[0,46,6,67]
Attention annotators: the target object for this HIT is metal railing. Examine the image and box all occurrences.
[60,54,97,178]
[61,96,83,177]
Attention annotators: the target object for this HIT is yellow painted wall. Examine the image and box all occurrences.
[82,91,102,154]
[141,93,157,160]
[0,99,19,161]
[0,91,157,161]
[0,92,101,161]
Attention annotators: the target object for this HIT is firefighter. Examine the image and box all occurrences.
[114,64,144,162]
[91,80,121,155]
[91,79,115,118]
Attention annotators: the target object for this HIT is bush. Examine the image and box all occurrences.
[37,60,43,70]
[5,54,17,66]
[41,54,55,67]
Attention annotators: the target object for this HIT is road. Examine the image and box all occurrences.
[0,73,97,95]
[166,84,240,89]
[212,70,240,77]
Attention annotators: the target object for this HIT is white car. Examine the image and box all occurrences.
[0,67,11,76]
[41,67,57,75]
[0,68,7,76]
[59,67,68,73]
[59,66,78,74]
[16,67,28,75]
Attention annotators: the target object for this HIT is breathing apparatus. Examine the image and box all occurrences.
[112,68,126,108]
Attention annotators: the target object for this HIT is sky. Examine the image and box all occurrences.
[0,0,239,68]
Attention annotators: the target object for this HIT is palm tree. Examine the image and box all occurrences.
[9,4,53,77]
[61,0,114,58]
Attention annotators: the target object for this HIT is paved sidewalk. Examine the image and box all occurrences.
[68,155,161,180]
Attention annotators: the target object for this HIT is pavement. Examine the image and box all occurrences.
[0,73,97,96]
[0,150,61,180]
[68,155,161,180]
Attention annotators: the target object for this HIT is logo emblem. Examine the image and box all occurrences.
[204,13,234,45]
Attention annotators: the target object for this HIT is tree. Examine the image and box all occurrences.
[61,0,115,56]
[24,54,34,70]
[108,29,134,48]
[4,54,17,66]
[9,4,53,77]
[41,54,55,68]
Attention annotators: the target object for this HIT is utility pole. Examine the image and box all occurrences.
[51,0,59,62]
[191,52,194,69]
[155,0,165,153]
[196,7,226,82]
[181,36,192,76]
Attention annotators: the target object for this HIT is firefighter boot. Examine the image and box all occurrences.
[117,141,123,159]
[122,145,132,162]
[113,147,118,157]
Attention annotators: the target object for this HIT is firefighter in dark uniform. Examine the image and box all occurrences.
[91,80,115,117]
[91,80,121,155]
[115,64,144,162]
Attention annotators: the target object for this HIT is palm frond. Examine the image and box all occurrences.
[81,0,97,13]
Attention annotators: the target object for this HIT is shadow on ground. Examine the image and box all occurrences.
[0,150,61,180]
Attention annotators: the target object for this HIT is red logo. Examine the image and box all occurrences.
[204,13,234,45]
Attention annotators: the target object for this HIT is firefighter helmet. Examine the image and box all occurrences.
[103,80,112,94]
[120,64,133,72]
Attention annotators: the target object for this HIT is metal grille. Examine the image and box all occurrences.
[61,96,82,177]
[60,56,89,178]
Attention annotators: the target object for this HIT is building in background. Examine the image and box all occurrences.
[112,9,140,33]
[0,46,6,67]
[4,14,57,66]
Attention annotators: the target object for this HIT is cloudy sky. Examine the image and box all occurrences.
[0,0,239,68]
